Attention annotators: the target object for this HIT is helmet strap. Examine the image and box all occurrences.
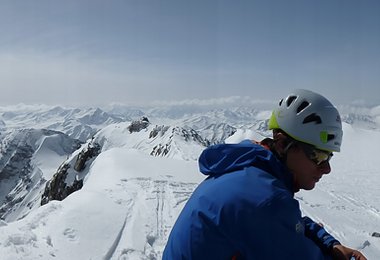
[271,130,295,163]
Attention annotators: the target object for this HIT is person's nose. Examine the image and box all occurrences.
[318,161,331,174]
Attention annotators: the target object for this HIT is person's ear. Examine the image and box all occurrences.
[273,132,288,154]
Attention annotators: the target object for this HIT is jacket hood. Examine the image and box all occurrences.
[198,140,293,191]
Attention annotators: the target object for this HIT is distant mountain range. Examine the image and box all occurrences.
[0,102,379,222]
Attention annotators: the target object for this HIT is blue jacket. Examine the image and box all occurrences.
[163,140,339,259]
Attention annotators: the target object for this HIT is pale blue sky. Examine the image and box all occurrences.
[0,0,379,106]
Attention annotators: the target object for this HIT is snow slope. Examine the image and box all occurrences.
[297,123,380,258]
[0,149,203,259]
[0,104,379,259]
[0,129,81,222]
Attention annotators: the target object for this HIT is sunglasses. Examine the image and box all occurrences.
[297,142,333,166]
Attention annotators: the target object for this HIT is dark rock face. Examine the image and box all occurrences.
[0,144,33,181]
[151,143,170,157]
[41,141,101,206]
[0,144,33,218]
[173,127,209,146]
[149,125,170,139]
[40,163,83,206]
[74,142,101,172]
[128,117,150,133]
[0,129,82,220]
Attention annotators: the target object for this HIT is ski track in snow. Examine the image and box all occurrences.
[297,185,380,257]
[1,108,380,259]
[102,176,197,260]
[104,175,380,259]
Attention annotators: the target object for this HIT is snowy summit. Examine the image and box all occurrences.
[0,102,379,259]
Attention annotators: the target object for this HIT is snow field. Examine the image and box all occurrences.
[0,112,379,259]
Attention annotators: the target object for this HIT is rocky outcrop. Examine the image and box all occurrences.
[40,163,82,206]
[149,125,170,139]
[128,117,150,133]
[41,141,101,206]
[173,127,208,146]
[74,142,101,172]
[151,143,170,157]
[0,129,82,221]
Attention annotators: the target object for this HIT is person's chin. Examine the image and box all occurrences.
[304,182,317,190]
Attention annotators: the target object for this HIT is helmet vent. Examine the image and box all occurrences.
[286,96,297,107]
[303,113,322,124]
[327,134,335,141]
[279,99,283,106]
[296,101,310,114]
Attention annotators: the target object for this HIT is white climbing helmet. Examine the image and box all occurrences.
[268,89,343,152]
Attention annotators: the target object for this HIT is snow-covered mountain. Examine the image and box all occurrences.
[0,105,128,142]
[0,128,81,222]
[0,102,379,259]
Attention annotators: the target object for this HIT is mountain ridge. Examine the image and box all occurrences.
[0,102,379,259]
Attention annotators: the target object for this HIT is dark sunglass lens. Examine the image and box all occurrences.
[313,150,333,165]
[299,142,332,165]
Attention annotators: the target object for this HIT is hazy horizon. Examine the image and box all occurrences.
[1,1,379,106]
